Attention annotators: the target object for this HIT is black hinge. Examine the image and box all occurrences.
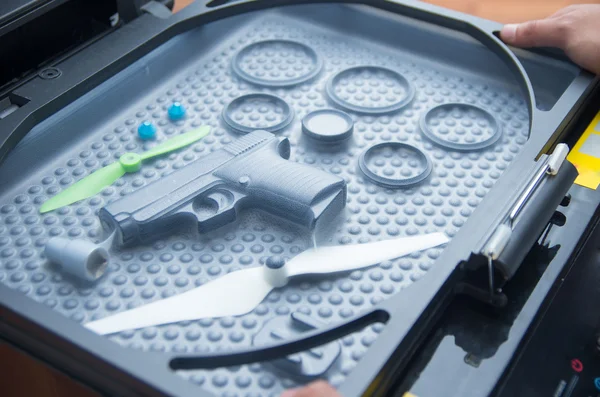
[0,0,119,95]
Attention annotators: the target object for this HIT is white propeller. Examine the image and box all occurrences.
[85,233,449,335]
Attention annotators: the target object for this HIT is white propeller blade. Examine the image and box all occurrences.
[287,233,449,277]
[86,267,271,335]
[85,232,448,335]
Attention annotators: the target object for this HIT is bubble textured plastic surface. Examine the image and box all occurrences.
[0,12,531,397]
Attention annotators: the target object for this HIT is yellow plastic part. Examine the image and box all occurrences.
[567,111,600,189]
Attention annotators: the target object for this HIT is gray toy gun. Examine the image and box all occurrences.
[99,130,347,247]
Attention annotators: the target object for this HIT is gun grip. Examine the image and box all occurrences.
[214,136,347,230]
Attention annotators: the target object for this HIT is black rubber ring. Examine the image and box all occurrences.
[419,103,502,151]
[358,142,433,188]
[325,66,415,114]
[222,93,294,134]
[232,40,323,87]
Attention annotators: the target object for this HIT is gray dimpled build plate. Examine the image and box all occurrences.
[0,10,530,397]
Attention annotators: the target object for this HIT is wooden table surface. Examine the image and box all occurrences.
[2,0,598,396]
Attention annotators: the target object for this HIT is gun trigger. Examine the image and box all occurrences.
[193,189,245,232]
[206,191,233,210]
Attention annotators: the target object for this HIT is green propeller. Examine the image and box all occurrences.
[40,126,211,213]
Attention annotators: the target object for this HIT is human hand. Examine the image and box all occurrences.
[500,4,600,75]
[281,381,342,397]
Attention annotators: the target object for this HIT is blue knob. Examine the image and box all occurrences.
[137,121,156,140]
[168,102,186,121]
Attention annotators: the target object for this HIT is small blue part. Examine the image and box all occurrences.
[594,377,600,391]
[137,121,157,140]
[168,102,186,121]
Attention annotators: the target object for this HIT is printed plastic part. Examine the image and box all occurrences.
[86,266,271,334]
[359,142,433,188]
[253,312,341,380]
[39,126,210,213]
[137,121,157,140]
[222,93,294,134]
[99,130,347,247]
[167,102,186,121]
[419,103,503,151]
[45,238,108,282]
[325,66,415,114]
[84,233,449,334]
[263,256,289,288]
[232,40,323,87]
[302,108,354,143]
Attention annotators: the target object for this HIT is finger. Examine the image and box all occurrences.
[500,19,567,48]
[281,381,342,397]
[549,4,579,19]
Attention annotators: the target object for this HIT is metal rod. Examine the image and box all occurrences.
[487,255,494,298]
[508,159,550,228]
